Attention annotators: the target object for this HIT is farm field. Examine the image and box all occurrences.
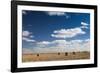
[22,51,90,62]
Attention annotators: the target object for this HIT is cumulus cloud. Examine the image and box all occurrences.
[22,30,32,37]
[81,22,88,26]
[31,39,90,53]
[80,26,88,29]
[80,22,89,29]
[37,40,69,46]
[30,35,34,38]
[22,30,35,42]
[46,11,70,19]
[46,11,66,16]
[51,28,86,38]
[37,41,50,45]
[52,40,68,44]
[22,37,35,42]
[36,41,51,48]
[71,40,83,43]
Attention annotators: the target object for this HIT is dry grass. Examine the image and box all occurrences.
[22,51,90,62]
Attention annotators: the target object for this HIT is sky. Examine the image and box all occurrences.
[22,10,90,54]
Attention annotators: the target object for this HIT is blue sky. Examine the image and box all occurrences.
[22,10,90,53]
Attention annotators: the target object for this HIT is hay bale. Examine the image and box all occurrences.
[58,52,60,55]
[65,52,68,56]
[37,54,39,56]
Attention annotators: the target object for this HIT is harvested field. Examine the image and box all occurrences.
[22,51,90,62]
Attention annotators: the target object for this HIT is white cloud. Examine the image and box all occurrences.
[37,41,50,45]
[85,39,90,42]
[52,40,68,44]
[46,11,70,19]
[31,39,90,53]
[71,40,83,43]
[22,30,35,42]
[22,30,32,37]
[68,39,90,52]
[22,11,27,15]
[81,22,88,26]
[36,40,68,46]
[80,26,88,29]
[35,40,69,51]
[80,22,89,29]
[22,37,35,42]
[46,11,66,16]
[30,35,34,38]
[51,28,86,38]
[35,41,50,48]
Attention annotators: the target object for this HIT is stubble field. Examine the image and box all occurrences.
[22,51,90,62]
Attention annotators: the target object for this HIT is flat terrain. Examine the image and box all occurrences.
[22,51,90,62]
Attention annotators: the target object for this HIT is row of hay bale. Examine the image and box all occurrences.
[36,52,76,57]
[58,52,76,56]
